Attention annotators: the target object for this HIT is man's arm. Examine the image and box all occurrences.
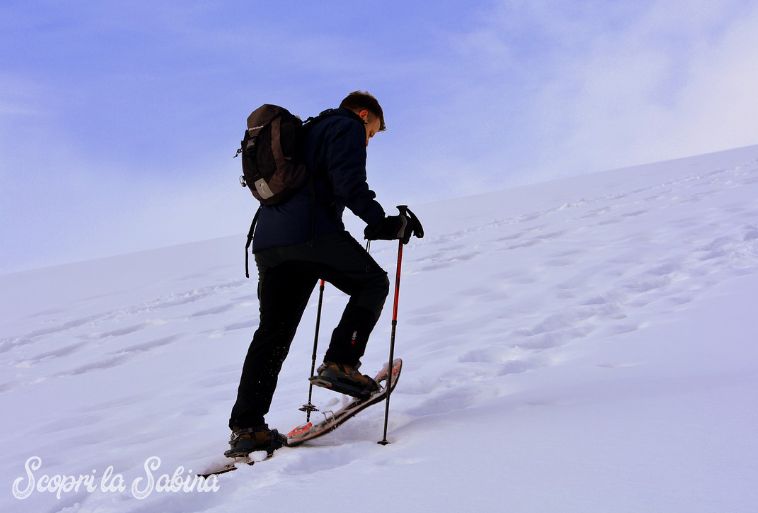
[324,119,386,226]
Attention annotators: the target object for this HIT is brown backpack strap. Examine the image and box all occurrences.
[269,115,286,173]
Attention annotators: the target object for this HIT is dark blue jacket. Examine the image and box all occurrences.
[252,108,386,252]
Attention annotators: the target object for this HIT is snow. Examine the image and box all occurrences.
[2,145,758,513]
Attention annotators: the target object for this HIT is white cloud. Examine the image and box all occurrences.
[439,0,758,186]
[4,0,758,272]
[545,0,758,174]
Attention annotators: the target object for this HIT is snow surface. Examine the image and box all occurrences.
[2,145,758,513]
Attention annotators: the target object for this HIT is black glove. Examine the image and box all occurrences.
[364,206,425,244]
[364,215,407,241]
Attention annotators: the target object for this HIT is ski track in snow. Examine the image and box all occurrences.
[1,152,758,512]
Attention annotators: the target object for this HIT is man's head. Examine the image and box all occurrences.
[339,91,385,146]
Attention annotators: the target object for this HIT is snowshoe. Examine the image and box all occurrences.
[309,361,380,400]
[224,424,287,458]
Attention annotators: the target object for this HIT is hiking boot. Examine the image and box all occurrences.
[309,361,380,399]
[225,424,287,458]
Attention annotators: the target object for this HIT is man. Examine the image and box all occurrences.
[226,91,423,456]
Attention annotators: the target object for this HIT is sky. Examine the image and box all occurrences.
[1,0,757,273]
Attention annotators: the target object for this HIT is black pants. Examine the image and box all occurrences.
[228,231,390,430]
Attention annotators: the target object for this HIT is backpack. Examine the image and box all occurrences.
[236,104,308,205]
[236,105,337,277]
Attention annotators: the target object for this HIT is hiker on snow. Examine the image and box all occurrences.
[227,91,423,456]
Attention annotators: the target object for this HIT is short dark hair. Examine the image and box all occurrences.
[339,91,386,131]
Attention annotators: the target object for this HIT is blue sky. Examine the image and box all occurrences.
[2,0,757,273]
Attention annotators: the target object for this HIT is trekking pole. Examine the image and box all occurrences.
[300,279,325,422]
[378,206,408,445]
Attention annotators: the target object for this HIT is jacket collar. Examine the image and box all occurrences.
[323,107,362,124]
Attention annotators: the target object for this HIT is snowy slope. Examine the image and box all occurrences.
[2,145,758,513]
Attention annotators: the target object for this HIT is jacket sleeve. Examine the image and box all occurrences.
[324,118,386,226]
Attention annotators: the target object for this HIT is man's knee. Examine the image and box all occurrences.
[359,272,389,314]
[370,271,390,302]
[378,272,390,298]
[250,320,297,351]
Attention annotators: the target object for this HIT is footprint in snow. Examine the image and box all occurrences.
[112,334,181,355]
[405,384,482,417]
[58,354,132,376]
[52,335,180,377]
[282,443,365,475]
[190,303,237,317]
[21,341,89,366]
[516,325,595,350]
[93,322,152,339]
[742,226,758,241]
[225,319,258,331]
[498,358,542,376]
[23,313,104,341]
[406,313,444,326]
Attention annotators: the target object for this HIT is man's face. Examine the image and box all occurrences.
[358,109,381,147]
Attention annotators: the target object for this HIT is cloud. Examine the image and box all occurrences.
[3,0,758,272]
[540,0,758,174]
[436,0,758,185]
